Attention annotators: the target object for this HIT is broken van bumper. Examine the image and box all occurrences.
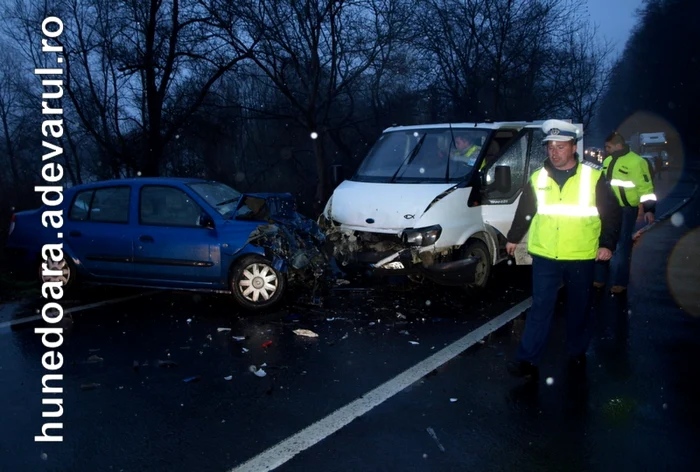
[354,248,479,286]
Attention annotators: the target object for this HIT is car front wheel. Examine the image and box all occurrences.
[230,255,286,310]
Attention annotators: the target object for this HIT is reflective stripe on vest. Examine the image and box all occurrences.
[535,165,599,217]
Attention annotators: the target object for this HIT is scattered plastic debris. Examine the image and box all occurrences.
[335,279,351,286]
[249,365,267,377]
[262,340,273,348]
[242,348,249,353]
[293,329,319,338]
[87,355,103,363]
[409,341,420,345]
[426,427,445,452]
[232,336,246,341]
[183,376,200,383]
[546,377,554,386]
[425,300,432,306]
[450,398,458,403]
[399,330,409,335]
[396,312,406,320]
[217,327,231,332]
[80,383,100,390]
[186,318,192,324]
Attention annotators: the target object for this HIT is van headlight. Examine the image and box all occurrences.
[402,225,442,246]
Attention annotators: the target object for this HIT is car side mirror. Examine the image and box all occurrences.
[330,164,345,189]
[494,165,511,193]
[199,212,215,229]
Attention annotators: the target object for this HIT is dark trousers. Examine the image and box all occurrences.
[594,206,638,287]
[517,255,595,366]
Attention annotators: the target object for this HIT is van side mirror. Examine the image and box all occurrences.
[330,164,345,189]
[494,165,511,193]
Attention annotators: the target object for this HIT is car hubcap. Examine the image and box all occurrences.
[42,259,70,286]
[238,263,278,303]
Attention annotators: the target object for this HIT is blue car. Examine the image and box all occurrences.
[5,177,328,310]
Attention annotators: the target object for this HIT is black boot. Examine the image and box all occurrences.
[507,361,539,380]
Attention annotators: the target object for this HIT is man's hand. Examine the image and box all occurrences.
[596,248,612,261]
[644,212,655,224]
[506,242,517,257]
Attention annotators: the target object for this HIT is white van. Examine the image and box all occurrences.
[319,121,584,289]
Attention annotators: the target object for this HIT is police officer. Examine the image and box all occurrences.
[594,132,656,294]
[504,119,622,380]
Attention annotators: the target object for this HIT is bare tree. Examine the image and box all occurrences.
[206,0,411,206]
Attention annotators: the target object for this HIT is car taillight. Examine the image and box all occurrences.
[8,214,15,236]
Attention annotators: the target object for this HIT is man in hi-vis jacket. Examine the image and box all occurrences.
[504,120,621,380]
[594,132,656,294]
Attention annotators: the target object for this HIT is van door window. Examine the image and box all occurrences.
[483,132,529,202]
[528,129,548,177]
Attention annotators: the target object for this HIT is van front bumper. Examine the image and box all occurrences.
[349,248,479,286]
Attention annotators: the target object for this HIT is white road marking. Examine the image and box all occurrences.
[229,297,533,472]
[0,291,161,329]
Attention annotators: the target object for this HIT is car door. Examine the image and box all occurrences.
[132,184,221,285]
[65,185,134,278]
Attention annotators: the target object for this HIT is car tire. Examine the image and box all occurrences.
[461,240,491,291]
[230,254,286,311]
[38,256,78,295]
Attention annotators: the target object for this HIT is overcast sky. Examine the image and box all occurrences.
[586,0,645,56]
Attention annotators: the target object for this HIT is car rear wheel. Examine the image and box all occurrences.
[230,255,286,310]
[38,257,77,293]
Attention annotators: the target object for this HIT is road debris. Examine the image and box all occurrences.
[183,376,201,383]
[217,327,232,332]
[87,355,104,363]
[450,398,458,403]
[409,341,420,345]
[224,375,233,381]
[293,329,319,338]
[249,365,267,377]
[232,336,246,341]
[426,427,446,452]
[242,347,249,353]
[261,340,273,348]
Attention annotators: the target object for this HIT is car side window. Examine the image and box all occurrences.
[140,186,204,227]
[69,190,93,221]
[68,187,130,223]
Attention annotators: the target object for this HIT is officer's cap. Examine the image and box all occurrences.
[541,119,581,143]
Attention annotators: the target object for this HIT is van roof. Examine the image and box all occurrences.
[383,120,554,132]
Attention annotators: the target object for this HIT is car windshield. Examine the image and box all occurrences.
[187,181,242,217]
[352,128,490,183]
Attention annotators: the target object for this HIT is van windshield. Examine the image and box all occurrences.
[353,128,490,183]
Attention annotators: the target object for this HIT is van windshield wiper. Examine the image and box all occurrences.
[390,134,426,183]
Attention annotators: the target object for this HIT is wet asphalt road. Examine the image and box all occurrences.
[1,162,699,472]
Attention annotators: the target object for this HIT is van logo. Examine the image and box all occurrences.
[404,214,415,219]
[366,218,375,224]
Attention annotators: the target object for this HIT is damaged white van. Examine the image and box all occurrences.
[319,121,584,289]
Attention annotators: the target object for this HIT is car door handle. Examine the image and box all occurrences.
[69,231,81,237]
[139,235,154,243]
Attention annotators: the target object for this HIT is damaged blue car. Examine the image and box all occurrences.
[5,177,329,310]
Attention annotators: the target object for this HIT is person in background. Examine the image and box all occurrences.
[504,119,621,380]
[594,132,656,294]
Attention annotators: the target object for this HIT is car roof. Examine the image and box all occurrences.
[65,177,213,192]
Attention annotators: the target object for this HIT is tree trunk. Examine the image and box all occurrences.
[313,136,327,213]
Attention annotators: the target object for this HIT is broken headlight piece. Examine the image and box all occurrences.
[401,225,442,247]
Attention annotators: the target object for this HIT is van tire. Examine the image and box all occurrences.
[230,255,286,311]
[461,240,491,291]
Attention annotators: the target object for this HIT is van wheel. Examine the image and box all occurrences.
[461,240,491,291]
[230,255,286,311]
[38,257,77,294]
